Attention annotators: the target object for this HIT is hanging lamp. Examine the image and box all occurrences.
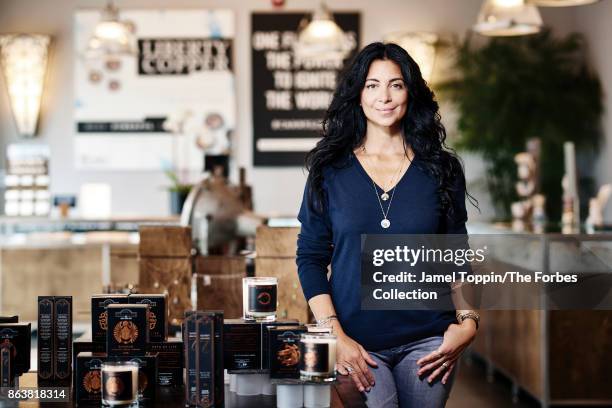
[473,0,543,37]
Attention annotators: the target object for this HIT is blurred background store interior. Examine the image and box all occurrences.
[1,0,611,407]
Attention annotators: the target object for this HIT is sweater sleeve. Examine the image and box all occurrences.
[296,180,334,301]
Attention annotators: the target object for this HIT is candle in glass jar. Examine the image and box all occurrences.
[101,361,138,406]
[299,333,336,383]
[242,277,277,322]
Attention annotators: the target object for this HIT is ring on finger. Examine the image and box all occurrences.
[345,365,354,373]
[441,361,450,369]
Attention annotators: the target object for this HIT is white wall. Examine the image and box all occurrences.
[0,0,583,220]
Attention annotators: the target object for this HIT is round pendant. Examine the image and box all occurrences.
[381,219,391,229]
[381,192,389,201]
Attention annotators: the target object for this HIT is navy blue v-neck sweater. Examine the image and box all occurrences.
[296,153,468,352]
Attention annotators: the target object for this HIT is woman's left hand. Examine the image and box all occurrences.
[415,321,477,385]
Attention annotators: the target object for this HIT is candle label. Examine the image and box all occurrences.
[268,326,307,379]
[37,297,54,381]
[91,295,128,344]
[103,370,134,402]
[54,296,72,381]
[129,294,168,343]
[0,324,31,376]
[299,342,330,375]
[248,284,277,313]
[1,345,13,387]
[146,339,183,387]
[76,353,106,404]
[107,305,149,356]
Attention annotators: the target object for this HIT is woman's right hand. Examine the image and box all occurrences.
[335,332,378,392]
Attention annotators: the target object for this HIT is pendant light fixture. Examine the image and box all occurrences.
[473,0,543,37]
[85,0,135,59]
[530,0,599,6]
[293,2,348,62]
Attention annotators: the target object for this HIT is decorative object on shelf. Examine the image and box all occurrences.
[293,1,349,61]
[562,141,580,234]
[511,139,541,231]
[531,0,599,6]
[585,184,612,233]
[0,34,50,137]
[85,0,135,60]
[473,0,542,37]
[383,32,438,83]
[441,29,603,221]
[531,194,547,233]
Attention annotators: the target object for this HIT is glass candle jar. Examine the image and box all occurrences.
[242,277,277,321]
[101,361,138,406]
[299,333,337,383]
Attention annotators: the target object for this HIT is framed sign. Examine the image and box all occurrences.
[74,9,236,172]
[251,13,360,166]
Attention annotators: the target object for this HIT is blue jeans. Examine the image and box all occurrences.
[363,336,456,408]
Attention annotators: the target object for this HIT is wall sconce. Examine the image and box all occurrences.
[384,32,438,83]
[0,34,51,137]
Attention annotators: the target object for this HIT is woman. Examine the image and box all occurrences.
[296,42,479,408]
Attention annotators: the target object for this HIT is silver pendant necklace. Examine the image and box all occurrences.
[361,146,406,229]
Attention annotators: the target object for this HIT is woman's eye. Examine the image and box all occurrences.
[392,83,404,89]
[366,84,377,89]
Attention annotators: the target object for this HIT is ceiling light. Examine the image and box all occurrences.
[293,2,349,61]
[530,0,599,6]
[474,0,543,36]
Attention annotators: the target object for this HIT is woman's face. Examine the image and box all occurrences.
[360,59,408,130]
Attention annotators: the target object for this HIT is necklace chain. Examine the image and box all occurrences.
[361,146,407,228]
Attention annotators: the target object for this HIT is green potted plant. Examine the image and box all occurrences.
[165,169,192,215]
[440,29,603,221]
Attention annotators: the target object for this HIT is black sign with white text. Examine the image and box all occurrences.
[251,13,360,166]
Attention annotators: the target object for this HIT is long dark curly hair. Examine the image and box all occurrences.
[305,42,476,217]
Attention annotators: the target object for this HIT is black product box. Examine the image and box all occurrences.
[0,323,31,376]
[54,296,72,383]
[75,352,106,405]
[129,294,168,343]
[106,304,149,356]
[147,338,183,386]
[91,294,129,344]
[72,339,105,391]
[37,296,54,382]
[268,326,307,379]
[183,312,214,407]
[223,319,298,371]
[1,344,13,387]
[112,353,158,404]
[0,316,18,324]
[262,320,300,370]
[205,311,224,408]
